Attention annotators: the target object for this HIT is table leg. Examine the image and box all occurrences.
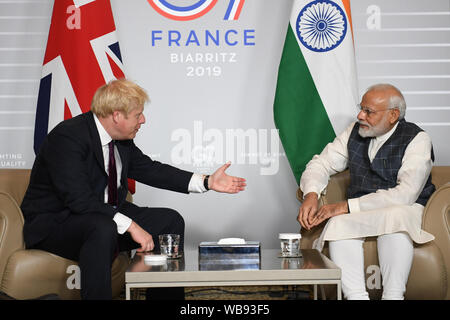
[320,285,326,300]
[337,281,342,300]
[313,284,317,300]
[126,285,131,300]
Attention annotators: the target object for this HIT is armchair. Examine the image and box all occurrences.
[0,169,130,299]
[297,166,450,300]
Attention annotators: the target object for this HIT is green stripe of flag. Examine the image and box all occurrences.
[274,25,336,184]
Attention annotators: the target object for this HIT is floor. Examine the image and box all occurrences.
[120,285,313,300]
[0,285,313,300]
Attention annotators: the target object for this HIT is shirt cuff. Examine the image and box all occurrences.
[347,198,360,213]
[113,212,132,234]
[188,173,207,193]
[301,187,323,200]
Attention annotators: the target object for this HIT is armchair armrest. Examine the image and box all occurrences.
[421,182,450,299]
[422,182,450,233]
[296,188,304,203]
[0,192,25,285]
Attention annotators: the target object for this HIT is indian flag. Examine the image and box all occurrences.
[274,0,358,184]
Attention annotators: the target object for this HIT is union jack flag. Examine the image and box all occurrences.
[34,0,135,193]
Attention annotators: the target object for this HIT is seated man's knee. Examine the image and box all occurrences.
[86,215,118,244]
[166,208,185,230]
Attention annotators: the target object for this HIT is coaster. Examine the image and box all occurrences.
[144,254,167,264]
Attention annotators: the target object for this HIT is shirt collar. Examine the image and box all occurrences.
[374,121,399,143]
[93,113,113,146]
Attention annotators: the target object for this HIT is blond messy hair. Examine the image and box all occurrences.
[91,79,149,117]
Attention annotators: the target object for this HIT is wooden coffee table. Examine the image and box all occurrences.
[125,248,341,300]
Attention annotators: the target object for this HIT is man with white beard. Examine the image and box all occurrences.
[297,83,436,300]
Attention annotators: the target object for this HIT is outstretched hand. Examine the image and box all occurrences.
[209,162,246,194]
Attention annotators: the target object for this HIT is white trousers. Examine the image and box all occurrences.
[329,232,414,300]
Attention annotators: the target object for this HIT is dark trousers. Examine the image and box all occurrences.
[31,202,184,300]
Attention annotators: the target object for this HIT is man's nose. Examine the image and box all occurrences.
[140,114,146,124]
[357,109,366,121]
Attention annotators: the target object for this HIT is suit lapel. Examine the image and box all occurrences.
[85,111,106,173]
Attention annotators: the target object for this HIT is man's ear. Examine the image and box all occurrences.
[112,111,121,124]
[390,108,400,124]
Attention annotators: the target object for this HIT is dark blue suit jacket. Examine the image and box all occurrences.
[21,111,193,247]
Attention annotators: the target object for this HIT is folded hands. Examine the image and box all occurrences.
[297,192,349,230]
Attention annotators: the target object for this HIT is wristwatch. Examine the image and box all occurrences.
[203,175,210,191]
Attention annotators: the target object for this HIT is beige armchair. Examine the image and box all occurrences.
[0,169,130,299]
[297,166,450,300]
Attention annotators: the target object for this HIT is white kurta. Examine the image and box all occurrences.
[300,121,435,252]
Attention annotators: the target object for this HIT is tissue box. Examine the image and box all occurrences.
[198,241,261,270]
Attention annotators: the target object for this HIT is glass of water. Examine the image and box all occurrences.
[159,234,180,258]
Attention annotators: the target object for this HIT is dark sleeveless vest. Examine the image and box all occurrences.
[347,119,435,206]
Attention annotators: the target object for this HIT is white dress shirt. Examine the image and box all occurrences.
[93,114,207,234]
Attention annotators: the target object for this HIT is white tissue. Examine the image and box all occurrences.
[217,238,246,245]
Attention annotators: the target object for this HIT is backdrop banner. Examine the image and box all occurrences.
[112,0,300,248]
[2,0,449,249]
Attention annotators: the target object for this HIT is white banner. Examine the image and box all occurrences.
[1,0,449,249]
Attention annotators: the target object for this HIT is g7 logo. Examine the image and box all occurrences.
[147,0,245,21]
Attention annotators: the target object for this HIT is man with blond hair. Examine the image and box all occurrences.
[297,83,435,300]
[21,79,246,300]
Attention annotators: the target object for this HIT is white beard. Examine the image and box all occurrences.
[358,121,389,138]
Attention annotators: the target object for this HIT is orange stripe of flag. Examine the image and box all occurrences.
[342,0,354,42]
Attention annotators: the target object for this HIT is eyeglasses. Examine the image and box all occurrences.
[357,104,394,117]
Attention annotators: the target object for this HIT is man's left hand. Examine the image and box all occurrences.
[208,162,246,194]
[309,201,348,227]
